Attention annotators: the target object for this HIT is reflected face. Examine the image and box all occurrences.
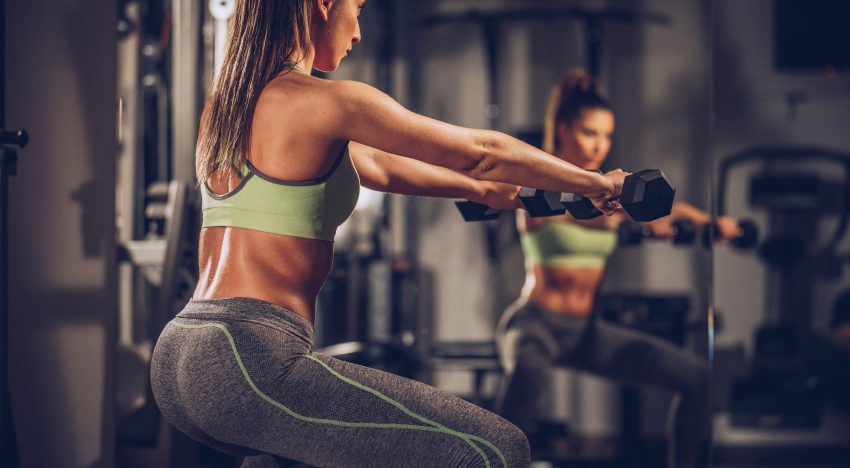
[557,108,614,170]
[313,0,364,72]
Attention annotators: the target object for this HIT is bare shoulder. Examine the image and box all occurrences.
[256,73,329,110]
[327,79,382,99]
[261,76,378,102]
[253,77,384,123]
[326,79,398,115]
[247,75,339,135]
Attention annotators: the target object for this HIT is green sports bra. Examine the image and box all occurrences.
[520,221,618,268]
[201,144,360,241]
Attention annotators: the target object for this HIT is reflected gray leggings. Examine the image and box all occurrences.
[150,298,529,468]
[495,301,709,468]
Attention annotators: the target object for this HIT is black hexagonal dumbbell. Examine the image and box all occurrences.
[453,200,501,222]
[621,170,677,221]
[517,188,567,218]
[455,169,676,223]
[562,169,676,221]
[454,187,568,222]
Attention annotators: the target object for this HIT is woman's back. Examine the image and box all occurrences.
[195,72,353,322]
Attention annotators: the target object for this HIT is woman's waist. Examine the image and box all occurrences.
[173,296,315,344]
[197,227,335,320]
[527,265,604,316]
[526,293,594,317]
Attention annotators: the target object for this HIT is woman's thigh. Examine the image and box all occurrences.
[153,318,529,468]
[566,319,707,393]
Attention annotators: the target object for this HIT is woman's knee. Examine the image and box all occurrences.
[501,422,531,467]
[477,417,530,468]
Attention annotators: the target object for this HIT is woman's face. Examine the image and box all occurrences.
[313,0,364,72]
[557,108,614,170]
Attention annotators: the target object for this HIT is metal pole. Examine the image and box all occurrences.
[0,131,25,468]
[171,0,202,185]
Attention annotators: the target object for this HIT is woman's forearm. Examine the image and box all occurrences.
[670,201,711,225]
[335,81,613,199]
[466,130,610,198]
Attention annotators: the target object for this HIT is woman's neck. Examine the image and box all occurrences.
[286,47,316,74]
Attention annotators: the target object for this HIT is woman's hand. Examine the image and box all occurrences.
[589,169,627,216]
[713,216,741,243]
[644,217,675,240]
[477,181,523,211]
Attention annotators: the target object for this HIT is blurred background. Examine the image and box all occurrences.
[2,0,849,466]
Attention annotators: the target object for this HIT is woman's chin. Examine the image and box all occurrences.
[312,59,340,73]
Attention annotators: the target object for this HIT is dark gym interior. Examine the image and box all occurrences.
[3,0,850,467]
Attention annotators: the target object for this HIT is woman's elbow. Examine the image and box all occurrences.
[458,130,505,179]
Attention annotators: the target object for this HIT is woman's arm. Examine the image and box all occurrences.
[668,201,711,225]
[326,80,623,211]
[643,201,740,241]
[349,142,522,210]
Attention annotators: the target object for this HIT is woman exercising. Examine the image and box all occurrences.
[494,70,740,468]
[149,2,627,467]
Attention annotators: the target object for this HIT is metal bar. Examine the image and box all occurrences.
[421,7,671,28]
[171,0,202,185]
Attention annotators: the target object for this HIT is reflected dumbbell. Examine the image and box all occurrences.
[701,219,759,250]
[618,219,697,246]
[617,217,760,250]
[456,169,676,222]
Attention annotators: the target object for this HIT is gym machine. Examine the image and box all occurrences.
[114,1,215,466]
[712,146,850,464]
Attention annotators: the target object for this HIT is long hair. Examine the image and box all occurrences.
[196,0,312,185]
[542,69,612,154]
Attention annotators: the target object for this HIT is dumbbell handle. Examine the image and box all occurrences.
[454,200,500,222]
[618,219,696,246]
[456,184,568,222]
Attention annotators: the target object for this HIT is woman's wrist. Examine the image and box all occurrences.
[590,171,614,199]
[467,179,490,205]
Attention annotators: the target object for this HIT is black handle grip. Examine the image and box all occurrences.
[0,130,29,149]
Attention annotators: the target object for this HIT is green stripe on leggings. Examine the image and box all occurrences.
[172,321,506,467]
[305,354,508,467]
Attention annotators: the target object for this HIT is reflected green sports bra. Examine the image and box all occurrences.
[201,144,360,241]
[520,221,618,268]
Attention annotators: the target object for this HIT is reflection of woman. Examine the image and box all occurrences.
[495,70,738,468]
[148,2,630,467]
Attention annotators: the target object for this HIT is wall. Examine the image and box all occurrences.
[5,0,117,466]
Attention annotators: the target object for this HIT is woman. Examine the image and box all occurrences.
[149,2,627,467]
[494,70,739,468]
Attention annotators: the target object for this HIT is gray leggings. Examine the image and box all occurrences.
[150,297,529,468]
[494,301,708,468]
